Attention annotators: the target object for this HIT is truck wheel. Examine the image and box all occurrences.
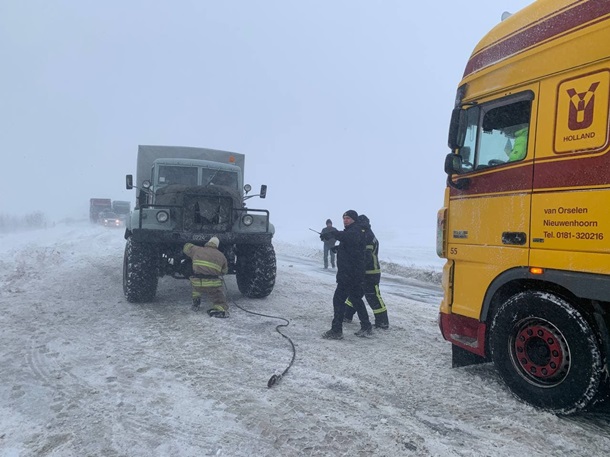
[123,239,159,303]
[236,244,276,298]
[489,291,602,415]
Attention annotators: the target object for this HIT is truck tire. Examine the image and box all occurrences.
[236,244,276,298]
[489,291,602,415]
[123,239,159,303]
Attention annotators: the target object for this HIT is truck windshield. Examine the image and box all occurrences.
[157,166,198,187]
[202,169,238,189]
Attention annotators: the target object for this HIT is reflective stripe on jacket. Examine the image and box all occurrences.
[192,259,223,273]
[365,239,381,275]
[183,243,228,277]
[360,219,381,275]
[189,277,223,288]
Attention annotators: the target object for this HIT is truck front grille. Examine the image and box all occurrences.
[183,195,234,232]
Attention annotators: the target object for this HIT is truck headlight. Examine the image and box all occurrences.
[242,214,254,226]
[156,211,169,223]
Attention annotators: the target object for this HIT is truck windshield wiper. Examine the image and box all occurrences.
[205,169,219,186]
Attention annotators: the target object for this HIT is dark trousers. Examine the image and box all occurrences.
[323,244,336,268]
[345,274,389,326]
[331,282,370,333]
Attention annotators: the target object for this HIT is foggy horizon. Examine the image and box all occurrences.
[1,0,534,247]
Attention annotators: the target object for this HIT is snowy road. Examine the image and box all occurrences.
[1,223,609,456]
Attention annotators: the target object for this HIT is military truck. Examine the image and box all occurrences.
[123,145,276,302]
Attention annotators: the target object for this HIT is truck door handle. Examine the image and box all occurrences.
[502,232,527,245]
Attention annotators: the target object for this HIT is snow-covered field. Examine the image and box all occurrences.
[1,222,609,456]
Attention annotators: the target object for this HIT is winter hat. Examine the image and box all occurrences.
[343,210,358,222]
[358,214,370,225]
[326,219,332,225]
[205,236,220,248]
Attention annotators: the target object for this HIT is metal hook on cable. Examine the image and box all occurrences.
[224,279,296,388]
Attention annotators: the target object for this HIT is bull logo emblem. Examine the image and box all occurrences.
[566,82,600,130]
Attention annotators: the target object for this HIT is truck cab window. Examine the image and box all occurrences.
[477,99,531,169]
[456,97,532,172]
[208,170,238,189]
[157,166,198,187]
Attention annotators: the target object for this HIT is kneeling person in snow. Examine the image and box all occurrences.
[183,237,229,318]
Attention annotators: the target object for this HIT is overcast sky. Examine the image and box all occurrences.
[1,0,533,246]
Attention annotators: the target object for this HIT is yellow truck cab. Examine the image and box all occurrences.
[438,0,610,414]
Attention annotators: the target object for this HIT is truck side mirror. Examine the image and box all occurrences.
[260,185,267,199]
[444,153,463,175]
[444,153,470,190]
[447,108,465,150]
[126,174,133,190]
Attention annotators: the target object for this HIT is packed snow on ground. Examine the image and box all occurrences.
[1,221,609,457]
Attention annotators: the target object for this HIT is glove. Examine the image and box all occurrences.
[320,232,332,241]
[330,246,339,254]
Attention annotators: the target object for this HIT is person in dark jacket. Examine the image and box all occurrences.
[183,237,230,318]
[320,210,372,339]
[344,214,390,329]
[320,218,338,269]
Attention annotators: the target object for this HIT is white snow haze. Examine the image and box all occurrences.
[1,0,532,248]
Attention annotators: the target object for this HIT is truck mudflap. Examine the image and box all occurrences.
[129,228,273,245]
[439,312,487,358]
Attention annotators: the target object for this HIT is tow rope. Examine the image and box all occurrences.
[225,282,296,388]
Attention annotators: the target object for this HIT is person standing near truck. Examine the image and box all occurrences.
[344,214,389,329]
[320,219,338,269]
[183,237,230,318]
[320,210,372,339]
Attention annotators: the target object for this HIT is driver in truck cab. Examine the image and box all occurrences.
[503,123,529,162]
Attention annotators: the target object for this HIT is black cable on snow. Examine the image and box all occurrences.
[224,282,296,388]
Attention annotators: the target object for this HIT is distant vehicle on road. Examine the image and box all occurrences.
[98,211,122,228]
[89,198,112,223]
[112,200,131,223]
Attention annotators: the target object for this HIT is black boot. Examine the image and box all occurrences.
[207,309,229,318]
[192,297,201,311]
[322,329,344,340]
[354,324,373,337]
[375,313,389,330]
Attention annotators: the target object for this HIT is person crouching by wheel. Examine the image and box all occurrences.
[183,237,229,318]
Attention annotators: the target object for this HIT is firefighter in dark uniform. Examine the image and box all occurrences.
[320,210,373,339]
[183,237,229,318]
[344,214,390,329]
